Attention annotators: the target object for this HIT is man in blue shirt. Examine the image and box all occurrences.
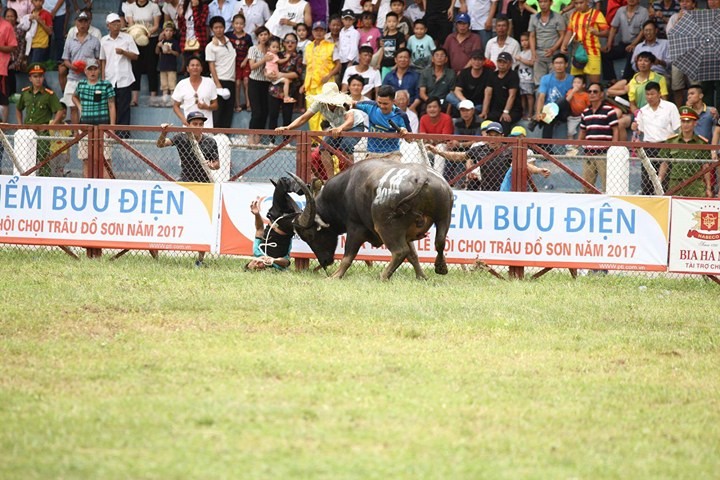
[532,52,574,139]
[686,84,716,141]
[353,85,411,162]
[381,48,420,109]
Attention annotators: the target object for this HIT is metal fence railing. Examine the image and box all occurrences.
[1,123,718,281]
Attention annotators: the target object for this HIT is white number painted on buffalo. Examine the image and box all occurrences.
[374,168,411,205]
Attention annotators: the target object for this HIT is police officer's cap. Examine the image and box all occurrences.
[679,106,699,121]
[28,64,45,75]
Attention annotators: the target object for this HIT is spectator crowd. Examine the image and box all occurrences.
[1,0,718,196]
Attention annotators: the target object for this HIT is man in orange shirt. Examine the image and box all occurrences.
[560,0,608,85]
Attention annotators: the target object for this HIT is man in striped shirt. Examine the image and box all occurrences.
[578,82,618,193]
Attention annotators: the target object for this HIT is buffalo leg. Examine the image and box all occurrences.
[331,229,367,279]
[406,241,428,280]
[381,249,410,280]
[379,234,411,280]
[434,219,450,275]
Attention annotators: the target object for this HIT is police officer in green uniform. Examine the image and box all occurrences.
[659,106,713,198]
[16,63,66,176]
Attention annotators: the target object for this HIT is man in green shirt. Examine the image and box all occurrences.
[659,106,713,198]
[16,63,66,176]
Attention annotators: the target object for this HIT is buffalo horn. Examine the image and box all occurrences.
[288,172,316,228]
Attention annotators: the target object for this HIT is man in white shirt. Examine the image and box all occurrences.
[636,81,680,195]
[467,0,498,46]
[205,16,236,128]
[234,0,271,42]
[484,16,521,67]
[100,13,139,136]
[637,81,680,142]
[341,46,381,97]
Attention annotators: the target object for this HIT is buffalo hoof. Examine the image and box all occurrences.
[416,272,429,281]
[435,263,448,275]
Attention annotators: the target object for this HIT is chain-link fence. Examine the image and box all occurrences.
[521,138,720,197]
[2,123,719,281]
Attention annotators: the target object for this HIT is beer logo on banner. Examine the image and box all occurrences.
[688,204,720,241]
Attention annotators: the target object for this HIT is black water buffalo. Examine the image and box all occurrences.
[290,160,453,280]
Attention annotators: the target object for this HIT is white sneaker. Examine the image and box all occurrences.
[148,96,160,107]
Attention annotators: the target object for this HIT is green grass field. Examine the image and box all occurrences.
[1,250,719,479]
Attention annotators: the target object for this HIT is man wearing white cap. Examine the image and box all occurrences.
[100,13,139,136]
[157,111,219,267]
[276,82,366,179]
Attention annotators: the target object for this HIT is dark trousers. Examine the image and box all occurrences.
[267,96,294,130]
[51,14,66,62]
[423,14,452,46]
[488,109,522,137]
[701,80,720,108]
[339,62,350,84]
[131,37,159,94]
[248,78,271,130]
[601,43,634,82]
[541,99,571,139]
[29,48,50,63]
[115,85,132,139]
[213,79,236,128]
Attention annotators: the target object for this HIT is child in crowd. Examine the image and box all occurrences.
[265,36,295,103]
[407,19,435,70]
[379,12,405,80]
[565,74,590,156]
[294,22,309,55]
[339,10,360,82]
[28,0,52,63]
[293,23,309,111]
[515,32,534,120]
[227,13,253,112]
[361,0,374,14]
[358,11,381,53]
[500,126,551,191]
[156,21,180,107]
[390,0,413,39]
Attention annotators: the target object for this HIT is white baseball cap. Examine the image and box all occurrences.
[106,13,121,24]
[458,99,475,110]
